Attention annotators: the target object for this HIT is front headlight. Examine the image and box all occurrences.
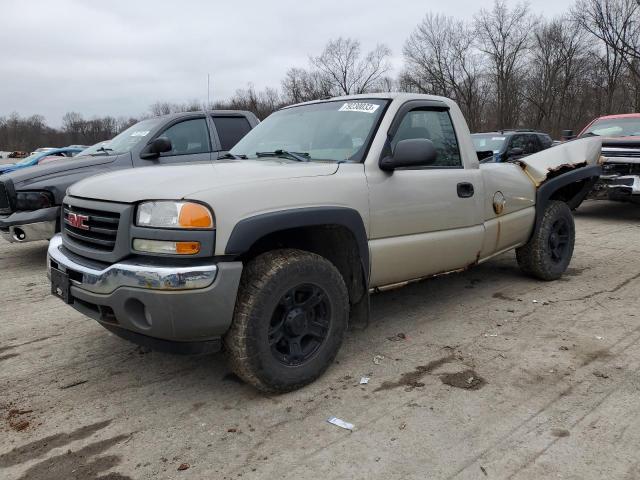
[15,191,54,211]
[136,201,214,229]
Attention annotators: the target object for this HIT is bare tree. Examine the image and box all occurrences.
[149,100,203,117]
[215,85,284,119]
[574,0,640,62]
[311,38,392,95]
[474,1,536,128]
[522,17,593,135]
[573,0,640,111]
[403,13,488,130]
[281,67,332,103]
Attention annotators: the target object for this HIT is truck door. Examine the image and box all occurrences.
[137,116,213,165]
[366,103,484,287]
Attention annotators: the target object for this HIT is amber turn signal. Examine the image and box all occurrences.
[175,241,201,255]
[178,203,214,229]
[133,239,201,255]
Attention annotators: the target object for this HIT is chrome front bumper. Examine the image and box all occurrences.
[46,234,243,346]
[1,220,56,243]
[601,174,640,195]
[47,234,218,295]
[0,206,59,243]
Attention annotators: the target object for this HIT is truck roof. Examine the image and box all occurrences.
[156,110,256,121]
[285,92,455,109]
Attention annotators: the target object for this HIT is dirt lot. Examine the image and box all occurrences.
[1,200,639,480]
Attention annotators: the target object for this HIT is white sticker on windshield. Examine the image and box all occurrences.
[491,137,506,141]
[130,130,150,137]
[339,102,380,113]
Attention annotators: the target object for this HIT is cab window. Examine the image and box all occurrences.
[159,118,211,156]
[510,134,539,154]
[213,116,252,150]
[391,109,462,167]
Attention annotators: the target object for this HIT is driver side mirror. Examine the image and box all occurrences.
[140,137,172,159]
[380,139,438,172]
[507,147,523,159]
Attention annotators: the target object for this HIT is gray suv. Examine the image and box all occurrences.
[0,110,259,243]
[472,130,553,163]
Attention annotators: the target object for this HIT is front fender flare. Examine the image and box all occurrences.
[225,207,370,279]
[534,164,601,231]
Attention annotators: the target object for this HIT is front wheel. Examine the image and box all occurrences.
[516,200,575,281]
[224,249,349,393]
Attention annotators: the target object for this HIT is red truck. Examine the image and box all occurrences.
[573,113,640,203]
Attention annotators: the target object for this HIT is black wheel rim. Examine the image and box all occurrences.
[548,218,570,263]
[268,283,331,366]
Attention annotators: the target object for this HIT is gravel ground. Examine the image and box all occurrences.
[0,200,639,480]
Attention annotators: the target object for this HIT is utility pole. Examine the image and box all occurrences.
[207,74,211,109]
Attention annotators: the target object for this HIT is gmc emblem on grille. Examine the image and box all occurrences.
[67,212,89,230]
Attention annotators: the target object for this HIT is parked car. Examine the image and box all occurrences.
[569,114,640,203]
[0,147,85,175]
[38,145,94,165]
[471,130,554,163]
[0,110,258,243]
[47,93,601,393]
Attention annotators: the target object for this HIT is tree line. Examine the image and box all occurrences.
[2,0,639,152]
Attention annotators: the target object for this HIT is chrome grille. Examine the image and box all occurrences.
[63,204,120,252]
[602,149,640,158]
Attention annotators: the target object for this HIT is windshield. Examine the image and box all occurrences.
[471,134,506,153]
[581,117,640,137]
[230,99,389,162]
[78,118,163,156]
[14,152,40,166]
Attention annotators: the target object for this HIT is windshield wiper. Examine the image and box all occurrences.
[256,149,310,162]
[218,153,247,160]
[92,146,114,156]
[582,132,599,137]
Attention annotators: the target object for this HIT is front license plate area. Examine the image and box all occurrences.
[51,268,73,304]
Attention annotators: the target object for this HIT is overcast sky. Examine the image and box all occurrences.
[1,0,567,125]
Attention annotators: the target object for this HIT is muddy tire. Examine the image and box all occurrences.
[516,200,575,281]
[224,249,349,393]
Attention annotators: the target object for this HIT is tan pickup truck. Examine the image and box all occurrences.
[47,93,602,392]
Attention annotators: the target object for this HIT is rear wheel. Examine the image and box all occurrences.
[516,200,575,281]
[224,249,348,393]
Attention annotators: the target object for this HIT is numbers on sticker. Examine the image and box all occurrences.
[338,103,380,114]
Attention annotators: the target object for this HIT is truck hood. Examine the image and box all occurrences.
[517,137,602,185]
[2,154,119,188]
[68,160,340,203]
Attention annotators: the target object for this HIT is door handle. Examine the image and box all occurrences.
[457,182,474,198]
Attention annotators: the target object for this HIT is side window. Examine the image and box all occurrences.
[213,116,252,151]
[538,134,552,149]
[510,135,526,151]
[158,118,211,156]
[523,134,539,154]
[391,109,462,167]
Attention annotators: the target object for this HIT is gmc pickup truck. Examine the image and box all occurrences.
[0,110,258,243]
[47,93,601,392]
